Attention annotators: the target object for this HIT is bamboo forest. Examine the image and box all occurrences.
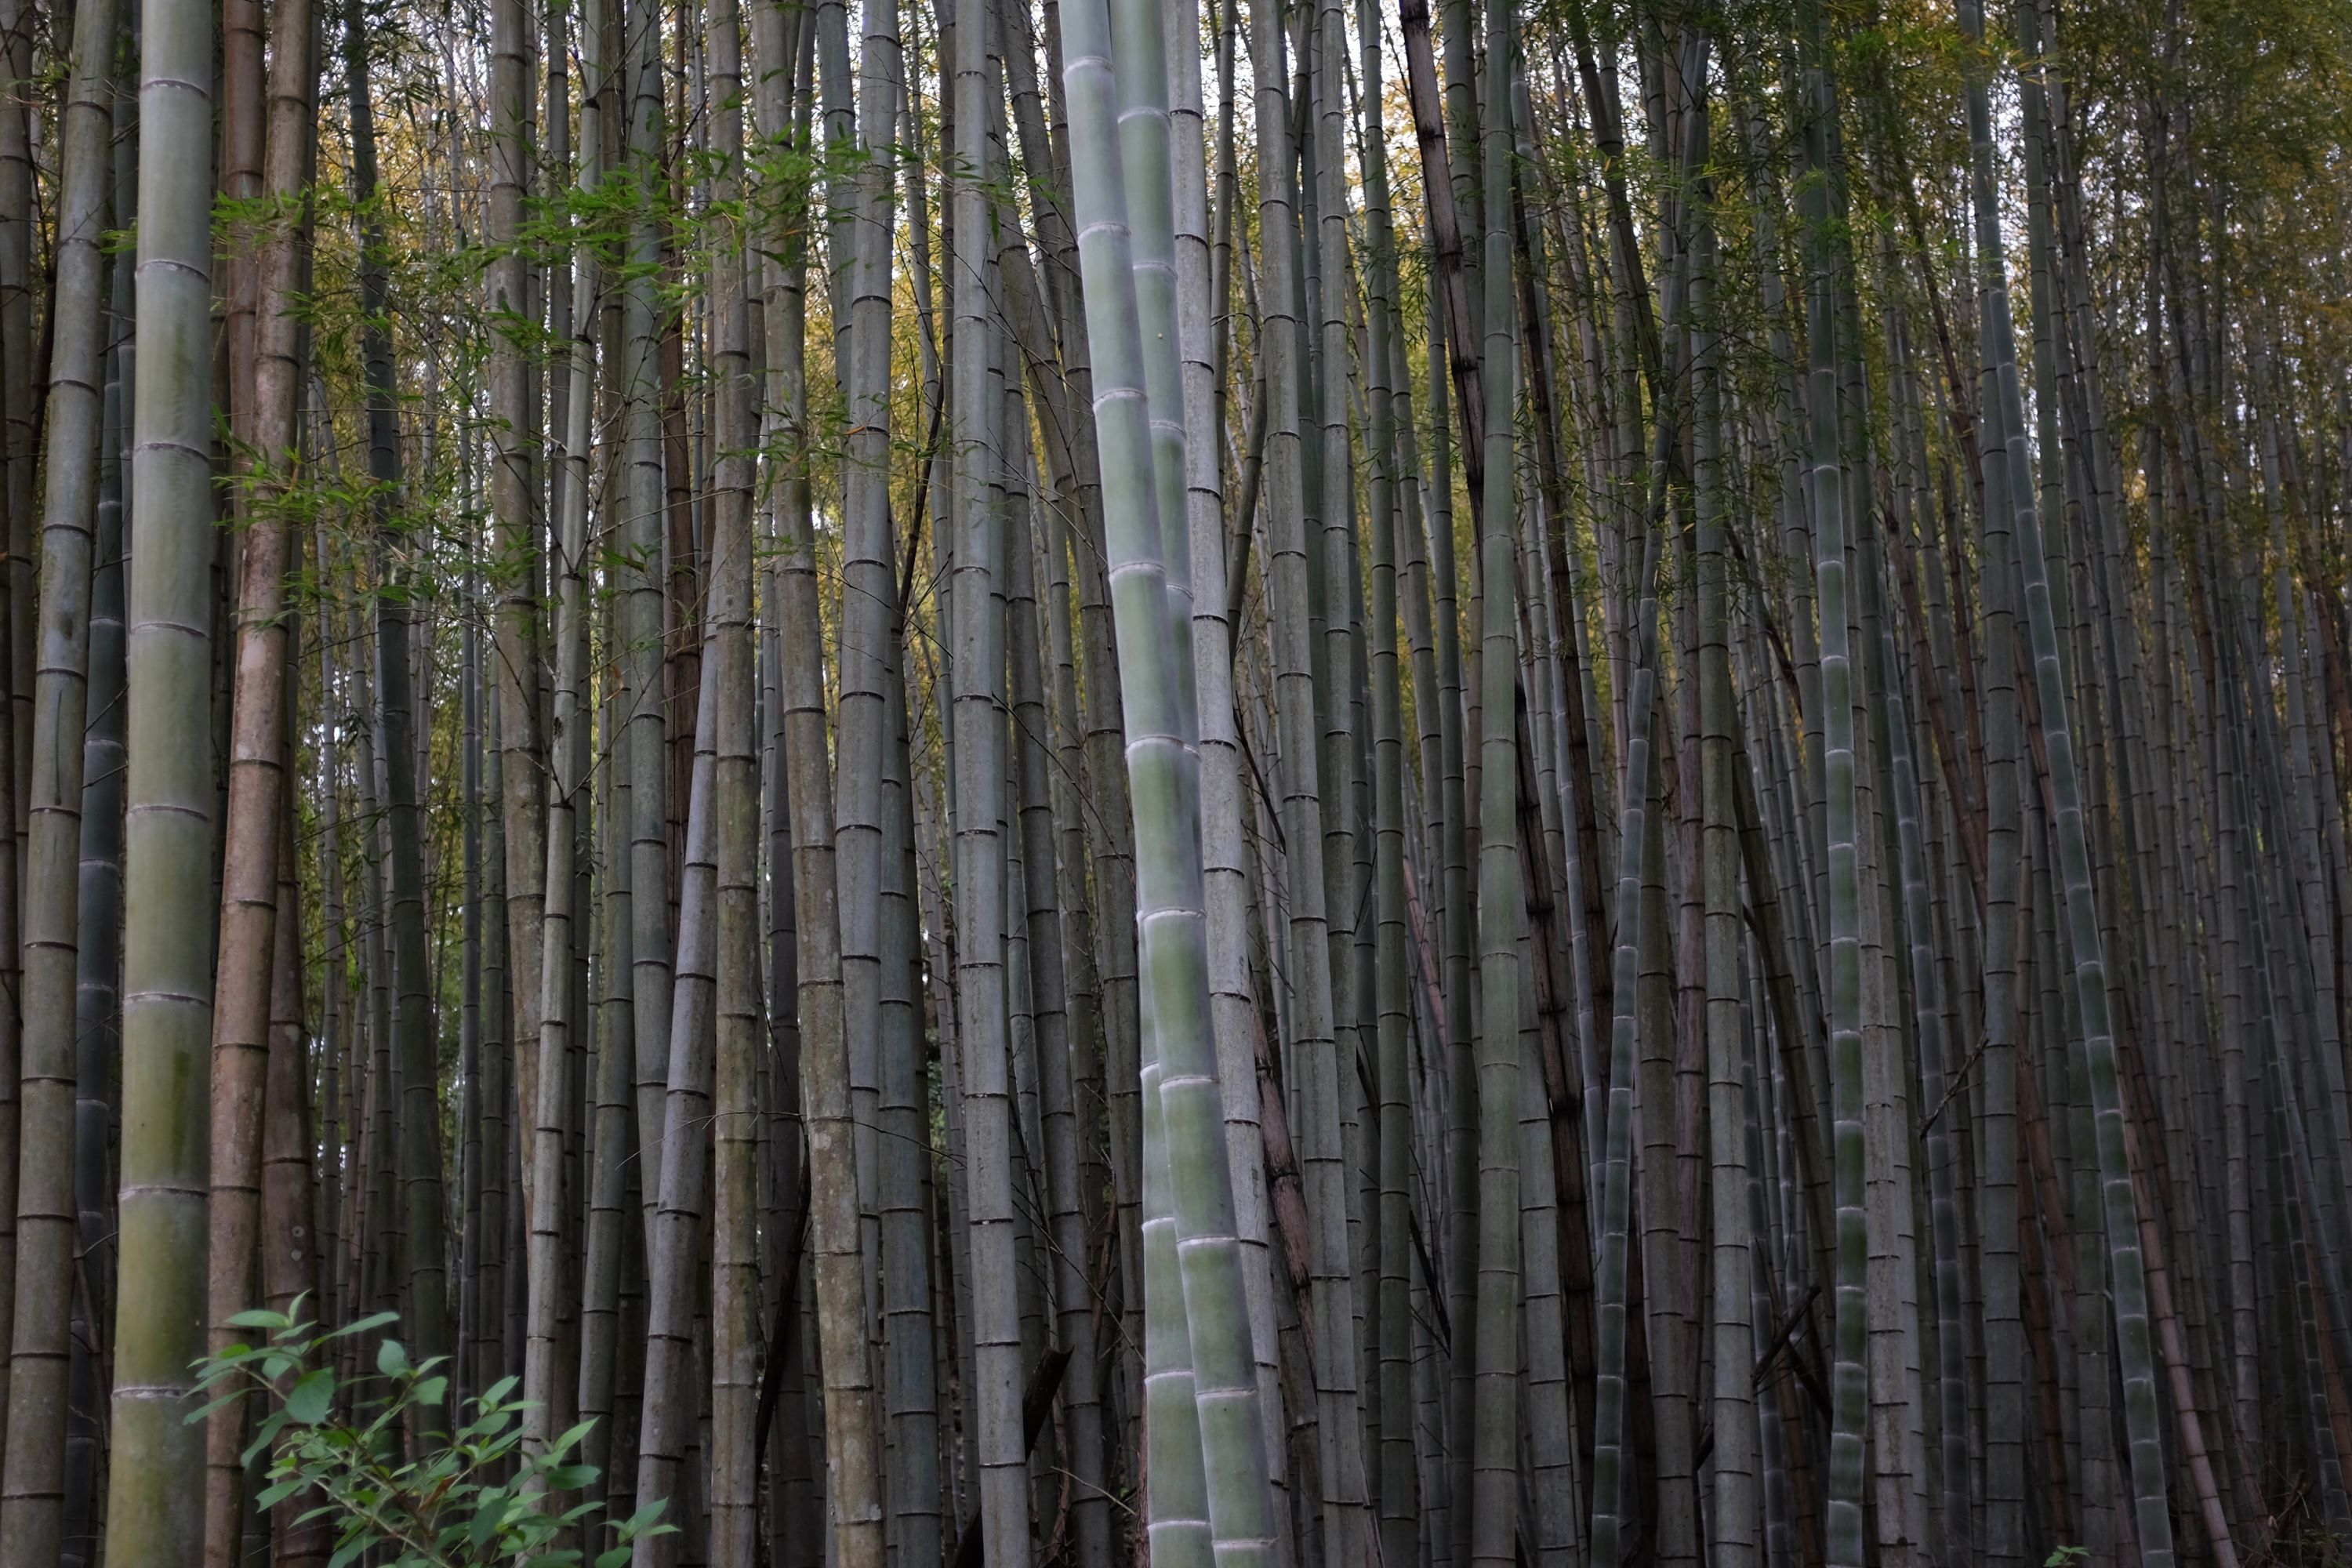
[7,0,2352,1556]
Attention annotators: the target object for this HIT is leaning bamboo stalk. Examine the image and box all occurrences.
[1241,0,1367,1547]
[1017,0,1145,1386]
[64,212,132,1563]
[631,647,720,1568]
[1392,0,1486,510]
[1009,447,1110,1568]
[752,21,814,1545]
[1960,0,2187,1554]
[524,3,605,1468]
[1589,45,1705,1555]
[1587,468,1668,1568]
[1180,0,1289,1541]
[1308,40,1369,1465]
[1064,0,1283,1555]
[1422,241,1478,1564]
[748,0,885,1552]
[1880,539,1976,1567]
[879,615,945,1568]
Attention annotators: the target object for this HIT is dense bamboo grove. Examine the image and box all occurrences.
[2,0,2352,1559]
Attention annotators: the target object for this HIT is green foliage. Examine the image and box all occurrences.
[188,1301,673,1568]
[2045,1547,2089,1566]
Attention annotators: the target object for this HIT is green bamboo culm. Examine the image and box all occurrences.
[1961,14,2028,1555]
[1793,0,1867,1557]
[1587,516,1663,1568]
[1588,38,1704,1557]
[829,0,902,1344]
[1062,0,1281,1557]
[1469,0,1525,1561]
[1057,4,1213,1557]
[0,0,114,1548]
[1882,570,1971,1567]
[946,0,1025,1543]
[620,0,673,1225]
[103,0,219,1558]
[522,0,603,1473]
[1962,8,2177,1560]
[1360,5,1417,1559]
[1693,176,1759,1568]
[343,0,448,1376]
[1097,0,1219,1558]
[2011,340,2181,1564]
[1955,0,2182,1559]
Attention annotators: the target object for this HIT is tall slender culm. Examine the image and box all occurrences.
[102,0,218,1555]
[1,0,118,1551]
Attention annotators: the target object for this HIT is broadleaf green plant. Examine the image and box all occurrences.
[188,1301,673,1567]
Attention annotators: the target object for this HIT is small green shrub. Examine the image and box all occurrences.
[189,1301,673,1568]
